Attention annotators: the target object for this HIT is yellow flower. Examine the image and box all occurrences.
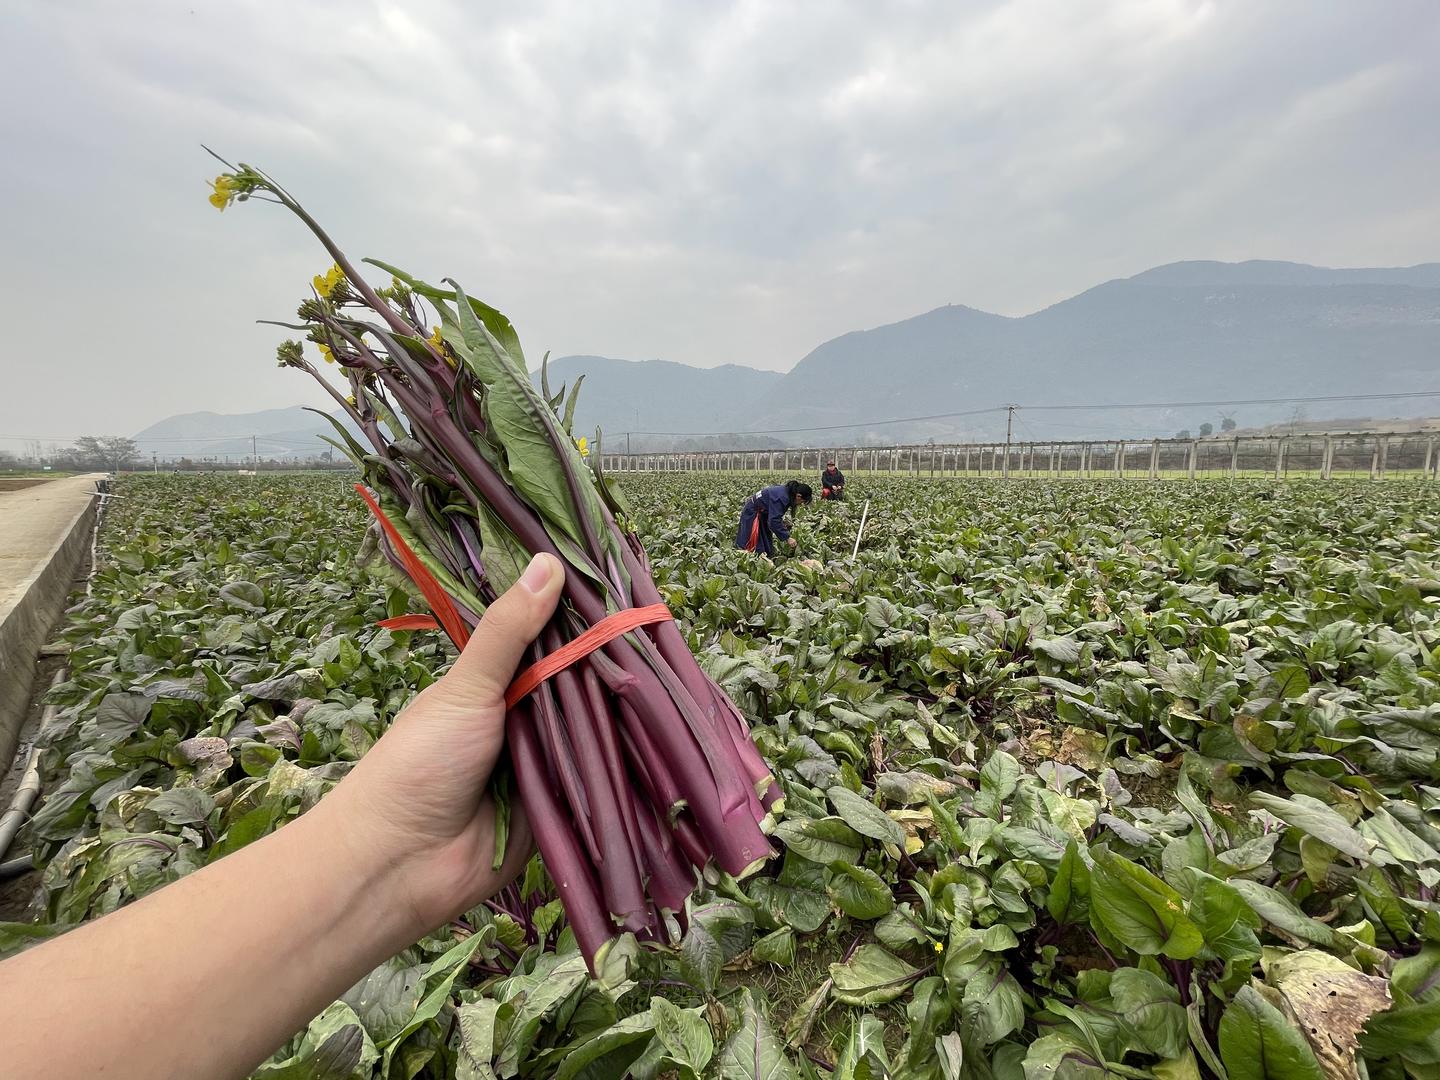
[312,263,345,298]
[933,941,945,953]
[345,394,357,408]
[318,343,336,364]
[207,174,236,211]
[427,326,444,349]
[575,436,590,458]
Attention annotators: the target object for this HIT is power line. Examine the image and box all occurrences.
[0,432,323,445]
[6,389,1440,446]
[622,389,1440,438]
[625,404,1009,437]
[1024,390,1440,412]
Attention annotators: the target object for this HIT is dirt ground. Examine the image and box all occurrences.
[0,650,68,920]
[0,478,58,493]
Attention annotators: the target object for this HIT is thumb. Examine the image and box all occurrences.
[435,553,565,707]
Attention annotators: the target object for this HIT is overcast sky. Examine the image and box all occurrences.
[2,0,1438,442]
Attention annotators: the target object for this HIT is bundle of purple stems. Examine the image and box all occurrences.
[209,154,781,972]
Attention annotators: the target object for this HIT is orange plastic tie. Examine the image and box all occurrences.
[505,603,672,708]
[355,484,471,650]
[378,614,443,631]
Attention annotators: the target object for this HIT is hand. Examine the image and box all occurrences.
[787,537,797,549]
[321,553,565,934]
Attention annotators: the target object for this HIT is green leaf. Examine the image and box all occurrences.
[444,277,604,555]
[650,997,715,1079]
[1360,998,1440,1062]
[1090,846,1204,959]
[976,750,1022,819]
[829,944,924,1005]
[1048,839,1092,924]
[554,1011,656,1080]
[1152,1051,1202,1080]
[0,921,75,959]
[493,953,590,1075]
[1022,1031,1110,1079]
[254,1001,378,1079]
[1266,663,1311,700]
[679,922,723,994]
[961,961,1026,1047]
[751,926,797,967]
[716,989,795,1080]
[1187,872,1261,961]
[341,954,425,1044]
[455,998,500,1080]
[1110,967,1187,1059]
[366,259,526,362]
[146,786,214,825]
[1391,944,1440,1002]
[1218,985,1325,1080]
[561,374,586,435]
[219,580,265,611]
[1034,636,1083,664]
[834,1014,891,1080]
[875,908,931,950]
[901,976,954,1072]
[827,787,906,845]
[772,817,864,865]
[380,932,485,1070]
[825,862,896,920]
[1248,792,1375,862]
[925,789,967,853]
[1226,880,1339,948]
[748,877,830,933]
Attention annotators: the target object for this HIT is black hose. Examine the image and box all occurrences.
[0,854,35,882]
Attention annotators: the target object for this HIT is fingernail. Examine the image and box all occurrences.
[519,554,554,594]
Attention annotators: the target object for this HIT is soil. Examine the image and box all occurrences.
[0,651,66,920]
[0,478,57,493]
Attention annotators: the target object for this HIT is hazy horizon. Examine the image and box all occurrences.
[3,1,1439,442]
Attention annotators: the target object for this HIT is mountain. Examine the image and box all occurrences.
[132,406,354,460]
[532,356,785,450]
[134,260,1440,454]
[1127,260,1440,288]
[753,260,1440,441]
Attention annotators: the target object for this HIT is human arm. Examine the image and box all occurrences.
[0,554,565,1080]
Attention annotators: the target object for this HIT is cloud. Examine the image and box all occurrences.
[0,0,1437,443]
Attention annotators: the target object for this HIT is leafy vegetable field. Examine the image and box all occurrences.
[8,472,1440,1079]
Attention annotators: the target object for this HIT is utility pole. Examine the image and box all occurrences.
[626,431,631,457]
[1003,404,1015,479]
[152,452,158,474]
[251,435,257,470]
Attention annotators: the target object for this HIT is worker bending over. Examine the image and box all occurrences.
[821,460,845,500]
[735,481,812,555]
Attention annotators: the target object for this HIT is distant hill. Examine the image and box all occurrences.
[132,406,355,460]
[753,260,1440,441]
[532,356,784,450]
[1127,260,1440,288]
[135,260,1440,453]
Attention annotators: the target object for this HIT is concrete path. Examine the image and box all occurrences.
[0,473,106,773]
[0,475,106,616]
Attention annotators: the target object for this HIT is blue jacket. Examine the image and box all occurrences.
[754,485,792,541]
